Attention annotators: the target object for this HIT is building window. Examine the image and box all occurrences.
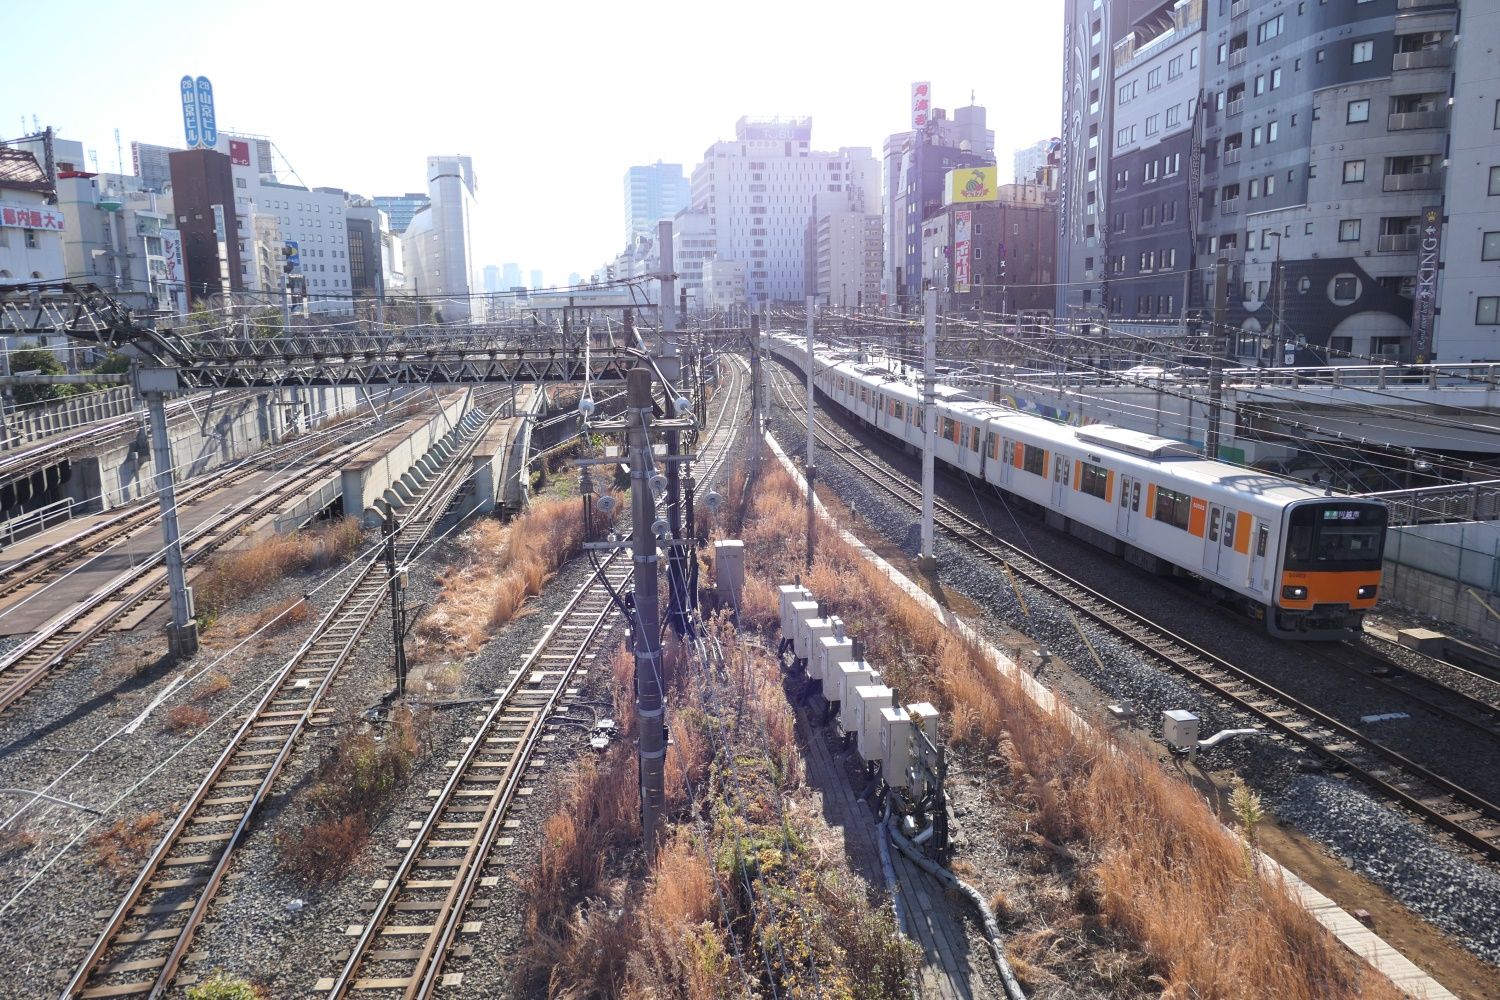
[23,229,38,249]
[1339,219,1362,242]
[1268,120,1280,142]
[1490,165,1500,195]
[1145,114,1160,136]
[1352,40,1373,63]
[1257,14,1285,42]
[1344,160,1366,183]
[1254,75,1266,96]
[1483,232,1500,262]
[1347,99,1370,123]
[1478,297,1500,325]
[1168,55,1184,79]
[1271,68,1283,90]
[1166,105,1181,128]
[1333,276,1359,302]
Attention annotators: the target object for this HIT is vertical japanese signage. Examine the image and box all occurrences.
[1412,205,1441,363]
[160,228,187,313]
[178,75,218,149]
[912,82,931,130]
[180,76,200,148]
[196,77,218,147]
[954,210,973,293]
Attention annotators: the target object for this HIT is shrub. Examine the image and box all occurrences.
[164,704,211,733]
[185,973,263,1000]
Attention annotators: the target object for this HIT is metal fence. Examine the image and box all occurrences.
[1385,523,1500,593]
[1370,479,1500,526]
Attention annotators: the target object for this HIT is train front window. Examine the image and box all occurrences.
[1285,504,1387,572]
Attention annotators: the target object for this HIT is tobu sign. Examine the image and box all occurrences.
[0,203,65,231]
[912,81,931,130]
[1411,205,1441,363]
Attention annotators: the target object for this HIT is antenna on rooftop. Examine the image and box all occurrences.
[88,149,99,172]
[114,128,123,177]
[31,115,40,132]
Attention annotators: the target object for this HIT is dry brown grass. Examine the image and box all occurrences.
[250,595,312,634]
[164,704,211,733]
[416,494,609,657]
[88,810,163,876]
[193,671,232,701]
[736,450,1403,1000]
[278,707,425,884]
[197,518,363,611]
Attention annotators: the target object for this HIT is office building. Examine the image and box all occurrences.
[402,155,481,320]
[921,183,1057,315]
[1013,139,1057,186]
[167,148,243,304]
[373,193,430,235]
[624,162,690,246]
[675,117,878,306]
[0,146,65,283]
[811,202,882,309]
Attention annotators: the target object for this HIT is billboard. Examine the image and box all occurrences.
[1411,205,1441,363]
[180,75,200,148]
[229,139,251,166]
[954,211,973,293]
[948,166,999,204]
[912,82,931,130]
[0,203,65,231]
[196,76,218,147]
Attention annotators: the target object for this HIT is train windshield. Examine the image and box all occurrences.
[1285,503,1388,572]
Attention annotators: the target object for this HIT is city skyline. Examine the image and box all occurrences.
[4,0,1063,285]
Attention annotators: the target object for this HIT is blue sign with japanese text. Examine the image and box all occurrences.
[180,75,200,148]
[196,76,217,148]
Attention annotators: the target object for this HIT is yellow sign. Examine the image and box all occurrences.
[948,166,999,204]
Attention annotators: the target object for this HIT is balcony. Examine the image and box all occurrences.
[1230,0,1248,17]
[1383,170,1443,192]
[1229,48,1247,68]
[1226,98,1245,117]
[1220,198,1241,215]
[1393,49,1452,70]
[1378,234,1422,252]
[1388,109,1449,130]
[1397,0,1454,8]
[1222,147,1243,166]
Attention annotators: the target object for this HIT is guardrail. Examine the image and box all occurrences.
[0,496,75,547]
[0,385,136,451]
[1368,479,1500,526]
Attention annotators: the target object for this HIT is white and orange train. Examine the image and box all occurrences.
[767,332,1387,639]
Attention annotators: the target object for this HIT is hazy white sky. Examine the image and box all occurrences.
[8,0,1064,286]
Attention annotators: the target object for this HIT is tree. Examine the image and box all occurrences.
[9,347,74,405]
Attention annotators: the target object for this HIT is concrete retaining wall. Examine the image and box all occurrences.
[1382,558,1500,647]
[340,391,472,523]
[0,386,136,450]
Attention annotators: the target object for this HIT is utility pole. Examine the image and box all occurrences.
[918,287,937,575]
[627,366,666,847]
[1206,257,1228,461]
[659,221,691,636]
[144,390,199,658]
[749,314,763,482]
[382,509,409,698]
[280,273,292,332]
[804,296,817,569]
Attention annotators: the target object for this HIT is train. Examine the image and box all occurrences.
[766,332,1388,640]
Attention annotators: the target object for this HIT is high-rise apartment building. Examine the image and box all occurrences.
[675,117,877,307]
[130,141,178,193]
[811,202,882,309]
[1013,139,1055,186]
[884,102,995,310]
[623,162,689,246]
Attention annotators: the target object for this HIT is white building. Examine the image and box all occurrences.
[812,205,882,309]
[702,257,746,311]
[1012,138,1056,187]
[0,147,65,284]
[212,133,352,314]
[675,117,878,306]
[402,155,482,321]
[1434,1,1500,362]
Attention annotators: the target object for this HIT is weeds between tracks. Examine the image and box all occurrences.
[196,517,363,612]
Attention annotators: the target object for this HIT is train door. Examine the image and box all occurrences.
[1052,454,1070,510]
[1117,475,1140,538]
[1249,520,1269,591]
[1203,504,1228,575]
[999,439,1014,487]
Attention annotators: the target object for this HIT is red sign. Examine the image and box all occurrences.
[229,139,250,166]
[912,81,932,130]
[0,203,66,231]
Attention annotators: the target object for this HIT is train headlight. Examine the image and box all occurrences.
[1282,585,1308,600]
[1357,584,1378,600]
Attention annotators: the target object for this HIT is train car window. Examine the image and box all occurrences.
[1257,524,1268,557]
[987,432,998,459]
[1120,481,1129,507]
[941,417,955,441]
[1285,504,1388,572]
[1131,481,1141,511]
[1081,462,1109,499]
[971,428,981,452]
[1153,487,1192,529]
[860,387,868,403]
[1208,508,1221,542]
[1223,512,1236,547]
[893,402,903,421]
[1022,444,1047,476]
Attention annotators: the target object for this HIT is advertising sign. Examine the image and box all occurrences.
[0,203,66,231]
[912,82,931,130]
[285,240,301,272]
[948,166,999,204]
[211,204,227,242]
[954,211,973,293]
[196,76,218,148]
[229,139,251,166]
[180,75,200,148]
[160,228,184,285]
[1411,205,1441,363]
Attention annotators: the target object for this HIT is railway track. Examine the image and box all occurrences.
[60,404,498,1000]
[318,356,746,997]
[769,365,1500,863]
